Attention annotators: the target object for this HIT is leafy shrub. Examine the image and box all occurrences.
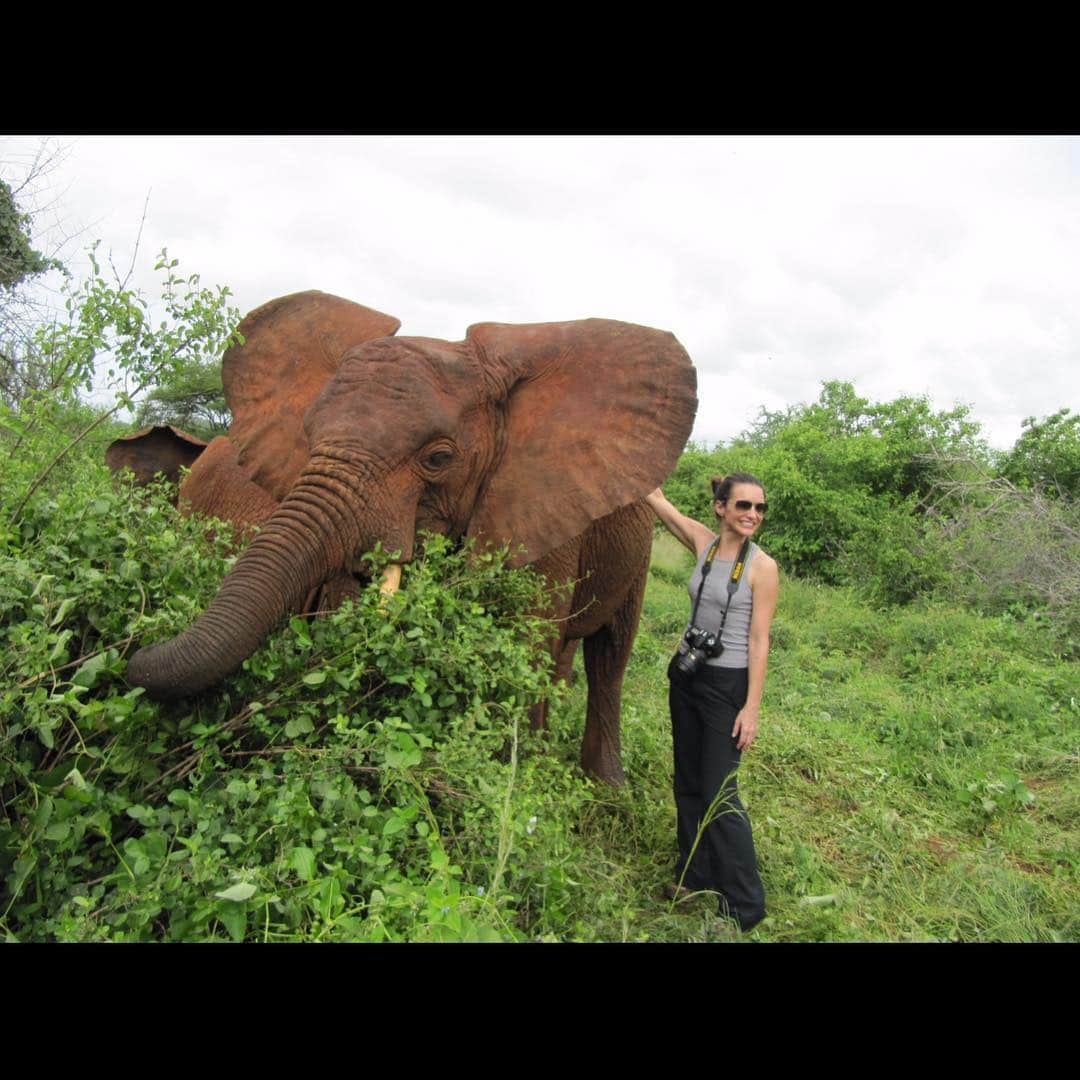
[0,457,570,940]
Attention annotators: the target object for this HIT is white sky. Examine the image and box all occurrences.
[5,134,1079,449]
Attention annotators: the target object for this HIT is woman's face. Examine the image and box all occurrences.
[715,482,766,540]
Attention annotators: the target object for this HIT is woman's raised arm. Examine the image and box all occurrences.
[645,488,716,558]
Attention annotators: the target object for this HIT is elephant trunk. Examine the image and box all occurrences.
[126,455,368,699]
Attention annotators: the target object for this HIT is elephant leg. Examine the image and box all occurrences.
[529,637,580,729]
[580,559,648,786]
[527,541,581,731]
[526,635,572,730]
[315,571,361,614]
[555,638,579,687]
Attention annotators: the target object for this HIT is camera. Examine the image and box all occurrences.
[672,625,722,677]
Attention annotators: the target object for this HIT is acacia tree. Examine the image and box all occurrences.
[134,356,230,439]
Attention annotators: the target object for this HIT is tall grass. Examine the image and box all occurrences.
[528,532,1078,941]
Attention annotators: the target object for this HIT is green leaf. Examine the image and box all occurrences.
[50,597,77,626]
[468,925,504,943]
[219,904,247,942]
[382,814,406,837]
[284,715,314,738]
[302,671,326,686]
[64,767,89,791]
[290,846,316,882]
[48,629,73,663]
[72,652,108,689]
[319,877,342,919]
[215,882,257,902]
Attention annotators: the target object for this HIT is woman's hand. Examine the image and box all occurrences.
[732,706,759,751]
[645,488,716,558]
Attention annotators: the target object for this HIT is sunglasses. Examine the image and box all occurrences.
[729,499,768,515]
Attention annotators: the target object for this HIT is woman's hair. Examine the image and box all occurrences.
[711,472,765,504]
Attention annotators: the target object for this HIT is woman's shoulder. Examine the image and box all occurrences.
[748,543,779,583]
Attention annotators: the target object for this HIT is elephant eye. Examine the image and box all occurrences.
[422,446,455,472]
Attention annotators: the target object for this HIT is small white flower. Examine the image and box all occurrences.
[525,815,538,835]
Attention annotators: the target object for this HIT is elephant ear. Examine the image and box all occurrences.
[224,291,401,501]
[465,319,697,566]
[105,425,208,489]
[178,436,279,532]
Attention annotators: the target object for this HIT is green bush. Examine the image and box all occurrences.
[0,458,569,940]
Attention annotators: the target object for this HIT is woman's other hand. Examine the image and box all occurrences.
[732,705,759,751]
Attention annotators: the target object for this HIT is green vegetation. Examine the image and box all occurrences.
[664,381,986,593]
[1,245,239,528]
[3,472,1074,940]
[599,535,1077,942]
[0,172,1075,940]
[0,467,565,940]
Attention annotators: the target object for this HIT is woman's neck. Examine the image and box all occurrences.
[716,525,747,560]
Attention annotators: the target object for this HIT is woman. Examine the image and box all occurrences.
[646,473,778,932]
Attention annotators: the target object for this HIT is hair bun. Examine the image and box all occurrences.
[711,472,764,506]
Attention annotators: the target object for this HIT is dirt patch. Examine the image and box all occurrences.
[925,837,957,863]
[1007,855,1047,875]
[1023,776,1052,790]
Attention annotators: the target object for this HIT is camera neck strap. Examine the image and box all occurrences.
[689,536,752,635]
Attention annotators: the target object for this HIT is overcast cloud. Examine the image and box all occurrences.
[4,134,1078,448]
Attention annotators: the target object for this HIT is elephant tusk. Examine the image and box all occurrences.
[378,563,402,603]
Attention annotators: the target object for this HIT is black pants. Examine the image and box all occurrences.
[668,664,766,929]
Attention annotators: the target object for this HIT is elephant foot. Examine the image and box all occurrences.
[301,572,362,616]
[581,750,626,787]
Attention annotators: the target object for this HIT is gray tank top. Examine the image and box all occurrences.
[686,539,758,668]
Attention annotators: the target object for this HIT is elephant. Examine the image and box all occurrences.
[107,428,278,532]
[122,291,698,785]
[106,424,208,490]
